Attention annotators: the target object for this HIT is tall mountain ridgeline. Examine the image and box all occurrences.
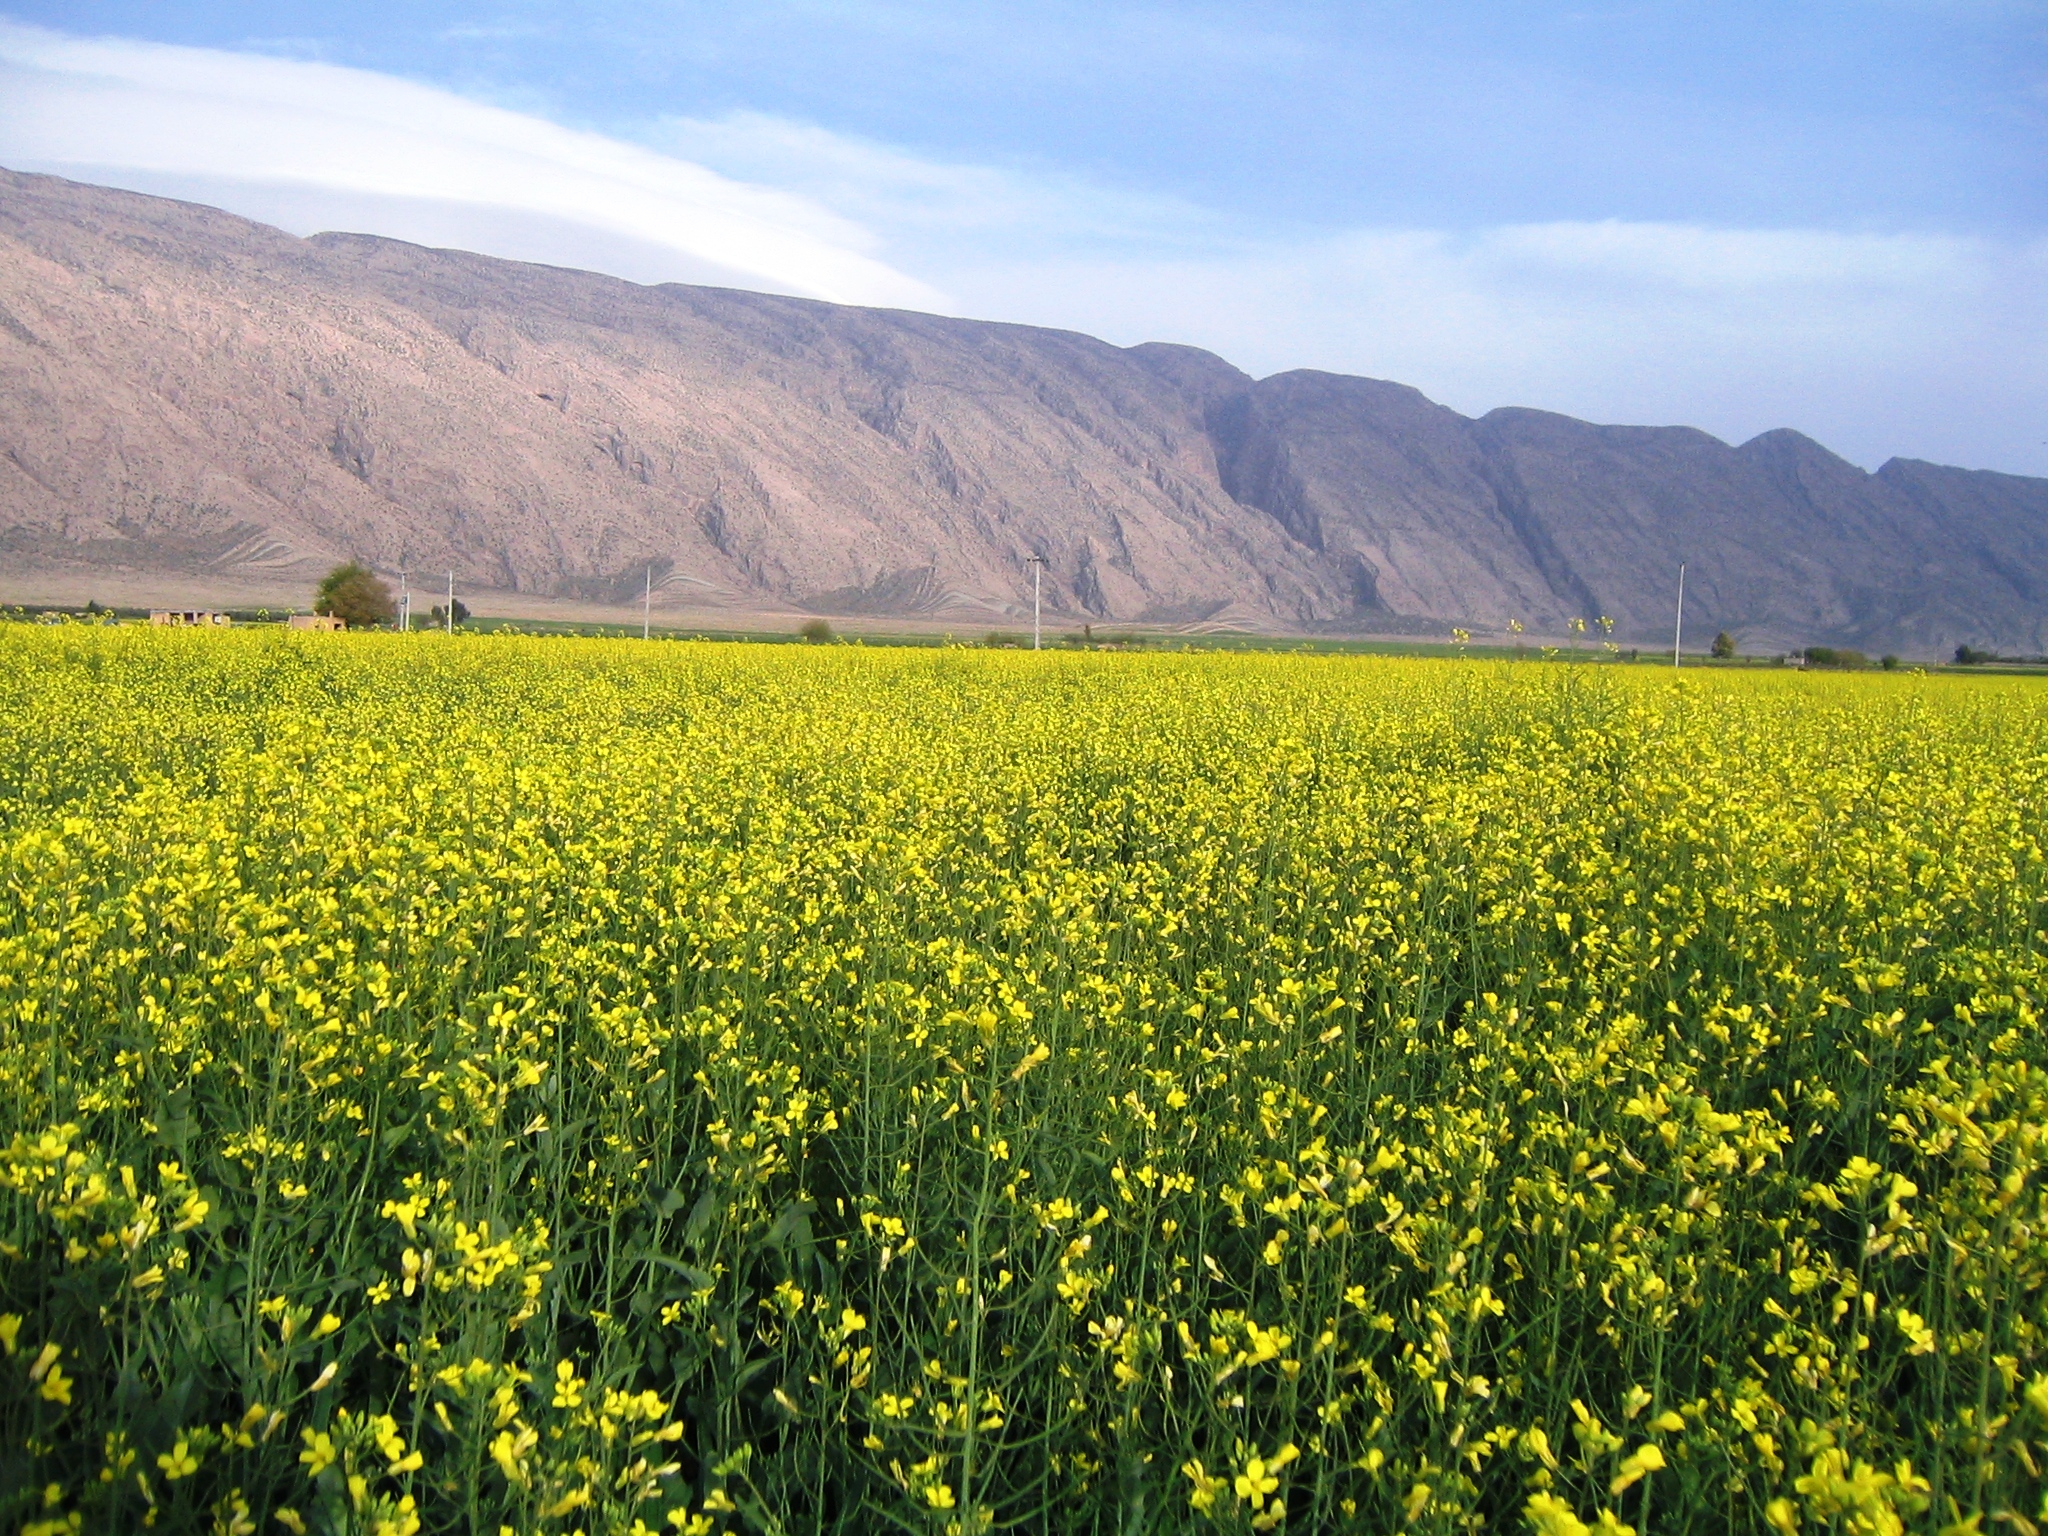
[2,168,2044,652]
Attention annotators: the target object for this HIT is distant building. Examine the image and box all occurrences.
[150,610,234,627]
[287,614,345,632]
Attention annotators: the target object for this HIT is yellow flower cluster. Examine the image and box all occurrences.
[1,625,2045,1533]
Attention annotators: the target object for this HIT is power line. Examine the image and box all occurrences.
[1673,563,1686,668]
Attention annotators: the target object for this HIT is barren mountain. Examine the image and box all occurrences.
[3,168,2043,653]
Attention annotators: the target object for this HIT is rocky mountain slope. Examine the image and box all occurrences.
[3,168,2043,652]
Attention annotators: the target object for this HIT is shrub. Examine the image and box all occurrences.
[427,599,471,629]
[799,619,836,644]
[314,563,396,628]
[1953,644,1996,666]
[1801,646,1868,669]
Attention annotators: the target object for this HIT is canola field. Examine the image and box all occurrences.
[1,627,2045,1536]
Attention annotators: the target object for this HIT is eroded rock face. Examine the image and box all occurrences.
[3,168,2043,651]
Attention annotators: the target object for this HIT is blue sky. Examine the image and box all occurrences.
[1,2,2043,472]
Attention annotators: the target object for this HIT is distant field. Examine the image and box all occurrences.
[1,630,2044,1535]
[0,604,1968,666]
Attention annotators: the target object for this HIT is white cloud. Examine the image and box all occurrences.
[0,22,944,307]
[654,111,1215,253]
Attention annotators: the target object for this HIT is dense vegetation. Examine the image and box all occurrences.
[1,629,2044,1535]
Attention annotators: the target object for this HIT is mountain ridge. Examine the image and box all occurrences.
[2,167,2043,654]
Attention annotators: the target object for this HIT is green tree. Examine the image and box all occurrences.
[314,563,396,628]
[1710,630,1735,659]
[428,600,471,629]
[799,619,836,644]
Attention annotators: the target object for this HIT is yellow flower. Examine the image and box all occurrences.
[1609,1443,1665,1495]
[1892,1308,1936,1355]
[2026,1374,2048,1421]
[171,1188,210,1233]
[156,1440,200,1480]
[537,1488,591,1519]
[1524,1494,1592,1536]
[1234,1459,1279,1509]
[371,1494,421,1536]
[489,1426,536,1486]
[551,1359,585,1408]
[299,1430,336,1478]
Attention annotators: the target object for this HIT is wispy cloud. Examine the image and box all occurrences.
[436,22,551,43]
[654,111,1217,254]
[0,21,943,307]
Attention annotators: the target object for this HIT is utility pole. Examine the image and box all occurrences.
[643,564,652,641]
[446,571,454,635]
[399,570,409,632]
[1026,554,1047,650]
[1673,562,1686,668]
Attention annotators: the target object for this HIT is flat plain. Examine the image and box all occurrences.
[1,627,2044,1535]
